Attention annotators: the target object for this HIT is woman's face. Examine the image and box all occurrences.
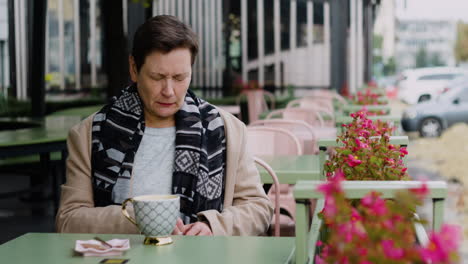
[129,48,192,128]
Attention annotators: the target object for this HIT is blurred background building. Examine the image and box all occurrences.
[1,0,379,103]
[0,0,8,97]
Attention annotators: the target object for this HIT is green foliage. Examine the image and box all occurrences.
[415,46,429,68]
[455,21,468,63]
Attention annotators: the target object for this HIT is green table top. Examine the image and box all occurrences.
[335,114,401,124]
[293,180,447,199]
[49,105,103,117]
[0,116,82,147]
[318,136,409,148]
[0,233,295,264]
[340,104,391,114]
[257,155,320,184]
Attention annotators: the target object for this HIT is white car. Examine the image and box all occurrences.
[397,67,467,105]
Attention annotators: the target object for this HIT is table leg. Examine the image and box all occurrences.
[295,199,310,264]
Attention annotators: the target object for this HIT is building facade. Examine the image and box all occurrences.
[0,0,8,96]
[395,19,457,71]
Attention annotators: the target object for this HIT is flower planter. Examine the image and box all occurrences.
[293,180,447,264]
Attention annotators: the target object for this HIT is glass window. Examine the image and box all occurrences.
[280,0,290,51]
[418,74,460,81]
[247,0,258,60]
[264,0,274,55]
[296,0,307,47]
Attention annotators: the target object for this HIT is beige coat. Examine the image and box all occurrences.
[56,108,273,236]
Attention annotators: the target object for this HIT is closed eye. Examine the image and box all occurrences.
[173,73,189,82]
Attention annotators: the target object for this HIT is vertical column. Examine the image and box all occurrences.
[197,0,203,87]
[191,0,198,86]
[58,0,65,90]
[349,0,356,94]
[306,0,313,48]
[273,0,280,87]
[216,0,222,88]
[74,0,81,90]
[14,0,27,99]
[290,0,297,50]
[176,0,182,19]
[257,0,264,86]
[170,0,175,16]
[357,0,364,89]
[241,0,247,82]
[45,3,49,90]
[210,0,216,89]
[163,0,169,14]
[330,0,348,93]
[13,0,21,99]
[324,2,330,87]
[184,0,189,23]
[152,0,157,16]
[90,0,97,88]
[205,0,211,89]
[123,0,128,35]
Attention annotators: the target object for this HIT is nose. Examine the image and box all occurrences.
[161,79,175,97]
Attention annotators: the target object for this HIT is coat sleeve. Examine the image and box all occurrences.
[55,116,139,234]
[197,120,274,236]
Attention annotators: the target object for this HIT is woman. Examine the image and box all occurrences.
[56,15,273,236]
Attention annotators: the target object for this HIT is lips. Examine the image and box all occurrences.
[158,102,174,107]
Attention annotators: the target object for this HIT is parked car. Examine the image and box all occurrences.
[397,67,467,105]
[401,76,468,137]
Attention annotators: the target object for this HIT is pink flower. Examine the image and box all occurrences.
[419,224,461,263]
[357,247,368,257]
[361,192,387,216]
[346,155,362,167]
[314,256,326,264]
[359,130,371,138]
[388,144,395,150]
[351,208,362,222]
[355,138,369,149]
[399,147,408,157]
[382,240,405,260]
[410,182,428,199]
[317,170,345,196]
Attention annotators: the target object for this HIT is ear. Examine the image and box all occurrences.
[129,55,138,83]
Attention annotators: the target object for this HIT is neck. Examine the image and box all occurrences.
[144,112,175,128]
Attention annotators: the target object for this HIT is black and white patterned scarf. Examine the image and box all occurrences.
[90,84,226,223]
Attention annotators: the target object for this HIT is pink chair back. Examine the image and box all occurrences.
[237,90,276,123]
[266,108,325,127]
[249,119,318,154]
[254,157,281,237]
[246,127,303,156]
[286,98,335,127]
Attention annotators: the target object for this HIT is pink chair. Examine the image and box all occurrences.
[286,98,335,127]
[265,108,337,140]
[247,127,303,156]
[249,119,318,154]
[265,108,325,127]
[254,157,281,237]
[287,97,334,114]
[247,127,301,236]
[236,90,276,123]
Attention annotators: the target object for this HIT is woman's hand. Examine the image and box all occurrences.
[183,221,213,236]
[171,218,186,235]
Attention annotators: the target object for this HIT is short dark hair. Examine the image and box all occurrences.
[131,15,199,71]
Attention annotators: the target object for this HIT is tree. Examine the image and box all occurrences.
[455,21,468,63]
[429,53,445,67]
[415,46,429,68]
[383,57,396,76]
